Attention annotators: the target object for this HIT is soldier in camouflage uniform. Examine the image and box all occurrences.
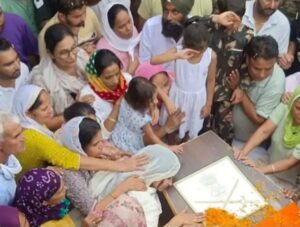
[202,0,253,144]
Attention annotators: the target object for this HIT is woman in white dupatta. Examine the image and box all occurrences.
[96,0,140,75]
[31,23,91,131]
[11,84,149,178]
[61,116,181,227]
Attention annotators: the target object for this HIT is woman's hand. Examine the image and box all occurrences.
[239,157,256,168]
[281,92,293,104]
[282,188,299,203]
[168,144,184,154]
[116,154,149,172]
[77,94,95,105]
[46,166,64,176]
[164,108,185,134]
[233,147,247,160]
[100,142,131,160]
[166,210,204,227]
[110,96,122,115]
[82,210,102,227]
[201,104,211,119]
[120,175,147,192]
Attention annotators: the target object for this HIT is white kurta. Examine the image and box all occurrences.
[0,62,30,112]
[168,47,212,139]
[242,0,290,54]
[139,15,182,72]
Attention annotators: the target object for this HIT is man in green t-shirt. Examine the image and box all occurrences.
[232,36,285,143]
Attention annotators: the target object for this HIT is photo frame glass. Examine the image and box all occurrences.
[174,156,267,218]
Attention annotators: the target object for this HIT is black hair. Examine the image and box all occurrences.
[28,91,43,112]
[57,0,87,15]
[183,16,210,50]
[125,77,156,112]
[107,4,128,29]
[44,23,74,54]
[246,36,279,60]
[217,0,246,18]
[0,38,13,52]
[94,49,123,76]
[79,118,101,150]
[63,102,96,121]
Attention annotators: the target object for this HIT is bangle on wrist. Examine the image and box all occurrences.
[271,164,276,173]
[108,117,116,123]
[110,192,117,199]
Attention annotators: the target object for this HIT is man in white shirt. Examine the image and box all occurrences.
[242,0,290,54]
[0,38,30,112]
[0,112,23,205]
[139,0,240,72]
[139,0,195,71]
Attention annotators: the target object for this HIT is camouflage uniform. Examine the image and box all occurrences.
[212,0,219,13]
[202,24,253,144]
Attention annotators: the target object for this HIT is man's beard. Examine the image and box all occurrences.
[67,18,85,28]
[76,21,85,27]
[161,18,184,42]
[256,2,276,17]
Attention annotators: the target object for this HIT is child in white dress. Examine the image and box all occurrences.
[163,17,217,139]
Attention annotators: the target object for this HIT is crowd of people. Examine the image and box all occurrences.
[0,0,299,226]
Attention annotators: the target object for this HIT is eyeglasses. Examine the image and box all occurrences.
[58,45,78,59]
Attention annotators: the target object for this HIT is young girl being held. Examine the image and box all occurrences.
[161,17,217,140]
[135,63,185,138]
[111,77,183,154]
[135,62,177,125]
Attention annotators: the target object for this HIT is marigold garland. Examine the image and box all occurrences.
[204,208,252,227]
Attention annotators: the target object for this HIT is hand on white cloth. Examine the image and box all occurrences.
[120,175,147,192]
[116,154,149,171]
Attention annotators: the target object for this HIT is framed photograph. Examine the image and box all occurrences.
[174,156,267,218]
